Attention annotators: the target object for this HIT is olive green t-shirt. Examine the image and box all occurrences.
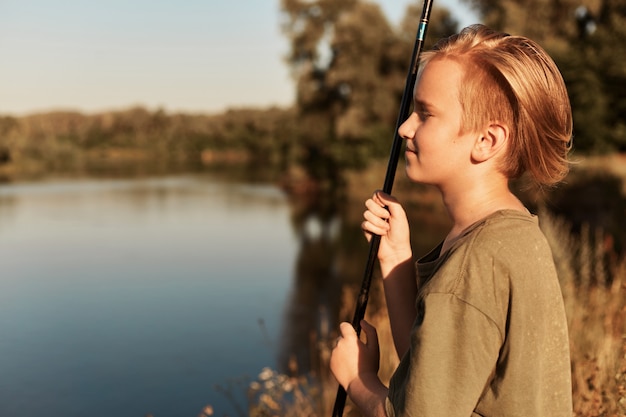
[385,210,572,417]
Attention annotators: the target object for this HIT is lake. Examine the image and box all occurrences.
[0,175,314,417]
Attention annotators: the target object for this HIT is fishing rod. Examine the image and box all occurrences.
[331,0,434,415]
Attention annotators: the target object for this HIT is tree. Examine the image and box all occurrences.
[280,0,460,174]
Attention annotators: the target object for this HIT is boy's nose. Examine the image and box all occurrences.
[398,112,417,140]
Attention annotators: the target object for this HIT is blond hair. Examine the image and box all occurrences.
[420,25,572,186]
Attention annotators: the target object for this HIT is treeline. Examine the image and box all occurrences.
[0,103,396,180]
[0,107,301,177]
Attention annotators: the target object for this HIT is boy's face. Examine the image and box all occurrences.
[400,58,477,189]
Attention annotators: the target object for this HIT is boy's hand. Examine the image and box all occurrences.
[330,320,380,391]
[362,191,412,265]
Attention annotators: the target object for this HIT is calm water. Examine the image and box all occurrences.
[0,175,305,416]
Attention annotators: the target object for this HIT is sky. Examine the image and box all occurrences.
[0,0,479,116]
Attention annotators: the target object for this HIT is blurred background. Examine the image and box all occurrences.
[0,0,624,416]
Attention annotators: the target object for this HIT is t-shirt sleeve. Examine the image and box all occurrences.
[387,292,502,417]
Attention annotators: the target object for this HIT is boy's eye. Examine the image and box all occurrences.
[417,110,432,121]
[413,101,433,121]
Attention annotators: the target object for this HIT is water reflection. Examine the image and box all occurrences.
[279,198,344,376]
[0,176,298,417]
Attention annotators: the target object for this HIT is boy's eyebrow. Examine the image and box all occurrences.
[414,98,436,111]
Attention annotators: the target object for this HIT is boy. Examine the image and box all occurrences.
[330,24,573,416]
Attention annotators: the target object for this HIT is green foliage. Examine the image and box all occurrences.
[280,0,461,176]
[281,0,626,159]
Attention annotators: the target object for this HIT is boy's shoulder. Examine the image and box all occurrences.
[419,209,557,318]
[465,209,553,265]
[465,209,542,248]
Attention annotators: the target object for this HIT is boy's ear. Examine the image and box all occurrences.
[471,122,509,163]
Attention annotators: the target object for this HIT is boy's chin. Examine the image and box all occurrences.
[404,167,436,186]
[404,169,424,183]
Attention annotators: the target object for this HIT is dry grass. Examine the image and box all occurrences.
[541,210,626,416]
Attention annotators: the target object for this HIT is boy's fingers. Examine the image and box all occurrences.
[338,322,356,339]
[363,210,390,231]
[365,198,390,220]
[372,192,404,220]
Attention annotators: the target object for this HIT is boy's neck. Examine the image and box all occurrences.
[440,180,527,253]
